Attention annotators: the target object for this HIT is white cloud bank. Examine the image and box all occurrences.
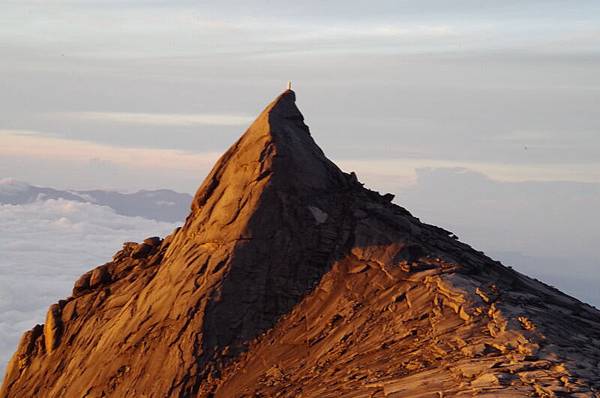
[0,199,179,376]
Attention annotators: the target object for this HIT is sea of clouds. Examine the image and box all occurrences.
[0,199,179,376]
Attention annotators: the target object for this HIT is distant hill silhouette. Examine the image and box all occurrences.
[0,179,191,222]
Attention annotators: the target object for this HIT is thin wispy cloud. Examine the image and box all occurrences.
[56,112,254,127]
[0,130,220,172]
[2,2,599,58]
[2,129,598,190]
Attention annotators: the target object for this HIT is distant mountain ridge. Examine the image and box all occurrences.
[0,178,192,222]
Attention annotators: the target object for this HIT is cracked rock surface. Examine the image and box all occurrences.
[2,90,600,398]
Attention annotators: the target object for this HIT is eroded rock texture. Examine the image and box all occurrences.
[2,90,600,397]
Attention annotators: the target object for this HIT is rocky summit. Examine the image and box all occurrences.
[2,90,600,398]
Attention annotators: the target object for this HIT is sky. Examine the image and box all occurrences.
[0,0,599,372]
[1,1,599,192]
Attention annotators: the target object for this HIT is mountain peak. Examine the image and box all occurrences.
[190,89,347,219]
[243,88,302,141]
[3,90,600,398]
[267,88,297,116]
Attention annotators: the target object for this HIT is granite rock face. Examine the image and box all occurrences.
[2,90,600,398]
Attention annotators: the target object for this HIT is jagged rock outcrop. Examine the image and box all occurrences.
[2,90,600,397]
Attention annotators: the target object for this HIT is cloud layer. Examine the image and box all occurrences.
[0,199,179,376]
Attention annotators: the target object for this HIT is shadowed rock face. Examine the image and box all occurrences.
[2,91,600,398]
